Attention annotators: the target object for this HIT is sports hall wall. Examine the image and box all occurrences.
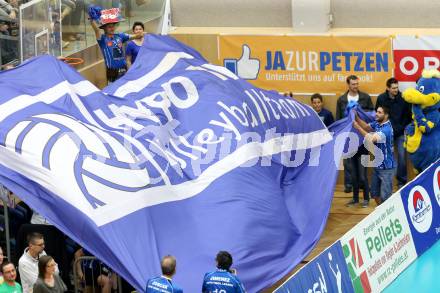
[171,0,440,28]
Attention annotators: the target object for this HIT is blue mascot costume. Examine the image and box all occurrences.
[402,69,440,172]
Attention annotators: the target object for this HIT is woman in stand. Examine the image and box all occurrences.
[33,255,67,293]
[125,21,145,68]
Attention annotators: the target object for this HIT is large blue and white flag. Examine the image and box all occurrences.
[0,35,342,292]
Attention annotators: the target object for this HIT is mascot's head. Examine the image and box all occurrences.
[403,69,440,108]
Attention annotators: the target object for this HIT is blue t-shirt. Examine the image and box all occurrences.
[369,120,396,169]
[126,40,142,64]
[202,269,246,293]
[317,108,335,127]
[97,33,130,69]
[146,276,183,293]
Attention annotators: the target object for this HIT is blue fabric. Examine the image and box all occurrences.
[369,120,396,169]
[344,100,358,118]
[146,277,183,293]
[202,269,245,293]
[97,33,129,69]
[370,168,395,201]
[126,40,142,64]
[0,35,366,292]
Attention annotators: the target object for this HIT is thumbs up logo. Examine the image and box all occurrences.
[224,44,260,80]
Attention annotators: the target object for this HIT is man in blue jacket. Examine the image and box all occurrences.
[146,255,183,293]
[202,251,246,293]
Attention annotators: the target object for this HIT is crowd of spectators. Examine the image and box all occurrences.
[0,210,246,292]
[0,0,19,69]
[0,184,126,293]
[1,0,151,71]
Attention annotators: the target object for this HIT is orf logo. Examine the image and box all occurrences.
[407,185,433,233]
[434,166,440,207]
[394,50,440,82]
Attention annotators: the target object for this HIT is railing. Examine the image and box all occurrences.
[73,255,123,293]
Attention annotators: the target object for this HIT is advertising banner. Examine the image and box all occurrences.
[399,160,440,255]
[340,195,417,293]
[393,35,440,90]
[219,35,392,94]
[275,241,354,293]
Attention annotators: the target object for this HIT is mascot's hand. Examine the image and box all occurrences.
[405,123,415,137]
[412,105,435,133]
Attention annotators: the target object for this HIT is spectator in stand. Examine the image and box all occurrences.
[202,251,245,293]
[61,0,85,42]
[0,262,21,293]
[33,256,66,293]
[4,0,18,37]
[0,186,29,243]
[60,0,76,21]
[126,21,145,68]
[75,248,116,293]
[310,93,334,127]
[2,62,15,70]
[353,106,396,205]
[0,0,16,19]
[336,75,374,194]
[146,255,182,293]
[375,78,412,189]
[89,8,143,84]
[0,20,17,65]
[19,233,58,293]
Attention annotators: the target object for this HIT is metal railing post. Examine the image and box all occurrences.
[1,199,11,262]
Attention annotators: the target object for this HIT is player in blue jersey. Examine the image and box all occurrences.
[146,255,183,293]
[89,8,144,84]
[202,251,246,293]
[353,106,396,206]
